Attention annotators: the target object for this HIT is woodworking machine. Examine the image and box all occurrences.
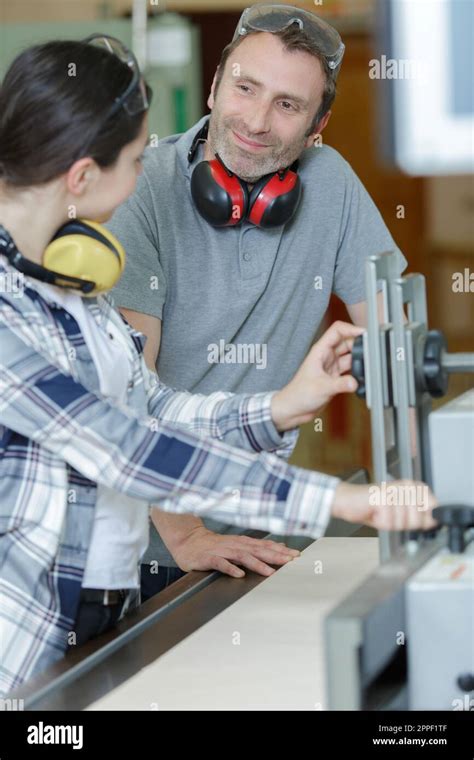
[325,251,474,710]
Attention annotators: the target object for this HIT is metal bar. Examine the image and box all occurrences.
[365,257,390,485]
[442,352,474,373]
[365,252,407,563]
[390,280,413,479]
[391,274,428,482]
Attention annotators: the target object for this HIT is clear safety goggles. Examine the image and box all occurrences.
[233,4,345,72]
[83,34,151,117]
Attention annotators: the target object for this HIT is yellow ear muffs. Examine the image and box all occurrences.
[43,219,126,296]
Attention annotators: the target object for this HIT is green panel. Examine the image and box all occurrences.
[0,14,202,140]
[173,87,187,133]
[0,20,134,76]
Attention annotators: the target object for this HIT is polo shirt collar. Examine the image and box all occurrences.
[177,115,210,180]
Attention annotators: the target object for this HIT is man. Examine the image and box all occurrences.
[107,5,407,599]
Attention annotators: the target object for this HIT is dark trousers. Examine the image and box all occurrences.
[69,602,122,649]
[68,590,140,650]
[140,563,186,602]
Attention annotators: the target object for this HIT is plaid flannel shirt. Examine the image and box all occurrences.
[0,229,339,696]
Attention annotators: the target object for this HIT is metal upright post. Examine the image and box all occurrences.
[364,252,402,562]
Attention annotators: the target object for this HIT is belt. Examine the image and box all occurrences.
[80,588,134,607]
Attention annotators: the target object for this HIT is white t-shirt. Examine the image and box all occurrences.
[36,282,149,589]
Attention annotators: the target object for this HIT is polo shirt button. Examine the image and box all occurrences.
[243,252,251,261]
[128,381,134,390]
[108,332,114,340]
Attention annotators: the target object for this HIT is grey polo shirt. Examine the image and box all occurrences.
[107,115,407,567]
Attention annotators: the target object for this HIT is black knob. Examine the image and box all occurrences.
[351,335,366,399]
[422,330,449,398]
[457,673,474,693]
[432,505,474,553]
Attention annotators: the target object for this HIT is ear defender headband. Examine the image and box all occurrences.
[4,220,126,296]
[188,120,302,229]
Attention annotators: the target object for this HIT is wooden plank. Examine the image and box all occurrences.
[87,537,379,710]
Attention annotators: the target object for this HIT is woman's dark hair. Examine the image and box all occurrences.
[0,40,150,187]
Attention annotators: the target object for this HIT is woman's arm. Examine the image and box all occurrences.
[0,321,339,538]
[145,321,363,455]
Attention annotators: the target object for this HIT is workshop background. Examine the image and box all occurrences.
[1,0,472,478]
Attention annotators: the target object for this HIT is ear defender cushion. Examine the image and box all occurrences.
[248,171,302,229]
[43,220,125,295]
[191,160,248,227]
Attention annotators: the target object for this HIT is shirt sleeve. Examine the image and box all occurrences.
[106,158,166,320]
[0,324,338,538]
[333,159,408,305]
[145,370,299,458]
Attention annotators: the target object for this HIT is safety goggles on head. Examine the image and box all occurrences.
[83,33,151,117]
[233,4,345,73]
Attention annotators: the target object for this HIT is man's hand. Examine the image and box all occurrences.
[170,525,301,577]
[271,321,364,431]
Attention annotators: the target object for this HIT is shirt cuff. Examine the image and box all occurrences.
[242,391,299,455]
[284,470,341,537]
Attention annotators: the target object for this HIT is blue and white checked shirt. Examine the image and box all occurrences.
[0,226,339,696]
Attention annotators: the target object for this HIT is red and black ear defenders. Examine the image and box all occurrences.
[188,120,302,229]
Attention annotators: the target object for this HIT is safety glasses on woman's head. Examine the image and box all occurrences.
[233,4,345,73]
[83,33,151,116]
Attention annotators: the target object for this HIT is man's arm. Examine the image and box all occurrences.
[345,291,385,327]
[119,308,161,371]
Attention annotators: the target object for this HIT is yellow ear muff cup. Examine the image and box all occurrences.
[43,220,126,296]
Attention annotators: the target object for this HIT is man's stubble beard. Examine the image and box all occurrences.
[207,106,309,184]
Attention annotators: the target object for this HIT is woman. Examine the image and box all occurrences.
[0,37,436,696]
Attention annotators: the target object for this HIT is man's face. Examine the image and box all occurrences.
[207,33,329,183]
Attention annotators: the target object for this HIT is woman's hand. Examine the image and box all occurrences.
[331,480,438,531]
[271,321,364,432]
